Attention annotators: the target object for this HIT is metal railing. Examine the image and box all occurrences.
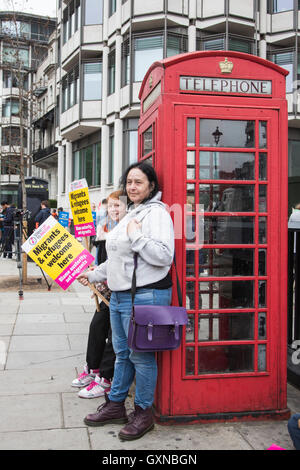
[32,144,57,163]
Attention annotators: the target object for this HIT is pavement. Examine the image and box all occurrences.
[0,255,300,451]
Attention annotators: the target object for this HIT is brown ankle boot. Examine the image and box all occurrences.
[118,404,154,440]
[84,393,128,427]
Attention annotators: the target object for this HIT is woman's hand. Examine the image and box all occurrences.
[127,219,141,237]
[76,272,89,286]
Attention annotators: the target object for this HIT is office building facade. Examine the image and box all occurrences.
[0,11,56,204]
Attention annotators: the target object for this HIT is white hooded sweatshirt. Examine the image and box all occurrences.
[87,192,174,291]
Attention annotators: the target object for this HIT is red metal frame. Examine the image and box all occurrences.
[138,51,289,423]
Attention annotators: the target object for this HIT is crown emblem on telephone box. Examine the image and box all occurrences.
[219,57,234,74]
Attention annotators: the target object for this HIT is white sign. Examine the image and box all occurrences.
[180,76,272,95]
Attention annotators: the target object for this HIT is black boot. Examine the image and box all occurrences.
[84,393,128,427]
[118,404,154,440]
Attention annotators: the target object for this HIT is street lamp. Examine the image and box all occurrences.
[212,126,223,146]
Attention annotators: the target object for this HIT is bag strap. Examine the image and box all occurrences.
[131,252,183,307]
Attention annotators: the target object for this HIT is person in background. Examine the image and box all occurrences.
[288,413,300,450]
[77,162,174,441]
[289,202,300,225]
[0,206,4,245]
[35,200,51,228]
[72,190,126,399]
[90,203,97,250]
[52,209,58,220]
[94,199,108,266]
[1,201,14,259]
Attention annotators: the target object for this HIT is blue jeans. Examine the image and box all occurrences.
[108,287,172,410]
[288,413,300,450]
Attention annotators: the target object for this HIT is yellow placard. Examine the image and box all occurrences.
[69,185,94,226]
[25,219,86,279]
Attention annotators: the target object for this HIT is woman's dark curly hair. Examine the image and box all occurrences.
[119,162,160,203]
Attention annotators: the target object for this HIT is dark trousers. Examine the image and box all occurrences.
[288,413,300,450]
[2,227,14,258]
[86,301,115,381]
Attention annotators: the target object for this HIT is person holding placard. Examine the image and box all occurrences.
[73,191,126,398]
[77,162,174,441]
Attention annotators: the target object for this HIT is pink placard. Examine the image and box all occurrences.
[267,444,286,450]
[74,222,96,238]
[55,250,94,290]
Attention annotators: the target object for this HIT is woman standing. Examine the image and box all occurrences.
[73,191,126,398]
[77,162,174,440]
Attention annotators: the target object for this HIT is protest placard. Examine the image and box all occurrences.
[22,215,94,290]
[69,179,96,238]
[58,210,69,228]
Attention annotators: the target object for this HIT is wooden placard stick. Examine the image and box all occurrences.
[87,281,110,307]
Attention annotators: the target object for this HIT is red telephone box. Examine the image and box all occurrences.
[138,51,290,423]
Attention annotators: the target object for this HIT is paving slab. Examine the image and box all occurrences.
[0,368,78,395]
[64,312,94,323]
[88,422,253,451]
[13,321,89,335]
[0,324,14,336]
[237,421,294,450]
[0,305,19,314]
[15,313,65,323]
[18,305,60,314]
[9,334,70,351]
[0,428,91,450]
[5,351,85,370]
[62,392,104,428]
[61,297,92,306]
[62,389,135,430]
[0,394,62,432]
[0,336,8,370]
[0,314,17,324]
[68,334,89,351]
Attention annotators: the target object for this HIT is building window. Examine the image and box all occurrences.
[1,20,31,39]
[109,0,117,16]
[72,141,101,187]
[85,0,103,25]
[121,38,130,87]
[83,62,102,100]
[201,34,252,54]
[1,155,20,176]
[3,45,29,67]
[62,0,81,45]
[108,48,116,95]
[131,31,188,83]
[31,21,54,42]
[3,70,28,90]
[289,139,300,177]
[61,65,80,112]
[95,142,101,186]
[108,125,114,185]
[1,126,27,147]
[167,33,188,57]
[62,146,66,193]
[123,118,138,170]
[134,35,163,82]
[2,98,20,118]
[271,50,294,92]
[271,0,294,12]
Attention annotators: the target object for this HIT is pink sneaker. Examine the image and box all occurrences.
[78,376,111,398]
[71,365,99,388]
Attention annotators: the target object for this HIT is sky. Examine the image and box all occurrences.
[0,0,57,18]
